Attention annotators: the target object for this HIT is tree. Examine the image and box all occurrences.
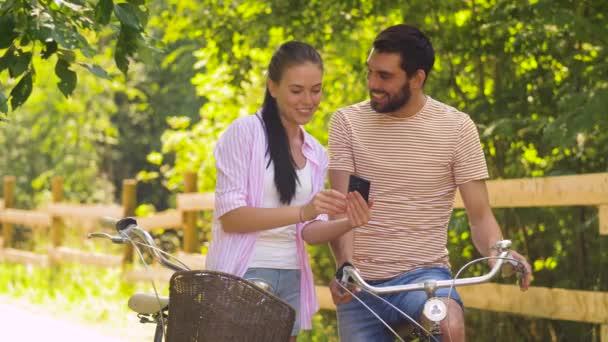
[0,0,150,116]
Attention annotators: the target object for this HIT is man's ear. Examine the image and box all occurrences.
[411,69,427,89]
[267,79,278,98]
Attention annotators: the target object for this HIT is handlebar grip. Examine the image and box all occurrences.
[501,257,526,277]
[116,217,138,231]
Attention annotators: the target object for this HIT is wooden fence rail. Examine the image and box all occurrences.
[1,172,607,340]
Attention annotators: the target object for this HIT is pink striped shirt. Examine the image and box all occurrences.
[205,113,327,330]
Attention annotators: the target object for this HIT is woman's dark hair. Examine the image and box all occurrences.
[373,24,434,84]
[261,41,323,205]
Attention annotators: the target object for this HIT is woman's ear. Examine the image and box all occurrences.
[267,79,278,98]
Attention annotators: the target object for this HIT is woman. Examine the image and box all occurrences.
[205,41,371,339]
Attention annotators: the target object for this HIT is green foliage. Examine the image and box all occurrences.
[0,52,118,207]
[1,0,607,340]
[0,0,151,115]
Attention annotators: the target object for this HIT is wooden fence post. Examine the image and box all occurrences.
[51,177,64,248]
[599,205,608,235]
[602,324,608,342]
[183,172,198,253]
[122,179,137,268]
[2,176,15,248]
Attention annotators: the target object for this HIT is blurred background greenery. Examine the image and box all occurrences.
[1,0,607,341]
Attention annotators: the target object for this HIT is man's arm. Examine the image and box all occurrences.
[329,169,354,265]
[459,179,532,290]
[327,169,359,304]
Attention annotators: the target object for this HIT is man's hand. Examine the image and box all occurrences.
[329,278,356,305]
[509,250,532,291]
[345,191,373,228]
[489,250,532,291]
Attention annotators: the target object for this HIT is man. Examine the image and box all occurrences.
[327,24,532,341]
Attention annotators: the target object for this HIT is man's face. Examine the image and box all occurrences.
[366,50,411,113]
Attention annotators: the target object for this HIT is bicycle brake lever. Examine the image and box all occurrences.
[87,232,127,244]
[501,258,526,281]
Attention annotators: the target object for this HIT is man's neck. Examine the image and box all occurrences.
[388,92,427,119]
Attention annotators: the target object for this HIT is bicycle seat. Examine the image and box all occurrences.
[128,293,169,315]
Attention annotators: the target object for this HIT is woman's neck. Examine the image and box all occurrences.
[281,117,303,144]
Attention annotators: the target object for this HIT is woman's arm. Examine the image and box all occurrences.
[302,191,371,245]
[220,189,347,233]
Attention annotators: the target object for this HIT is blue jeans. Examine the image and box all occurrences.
[244,268,301,336]
[337,267,463,342]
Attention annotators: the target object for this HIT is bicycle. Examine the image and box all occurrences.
[336,240,526,342]
[88,217,295,342]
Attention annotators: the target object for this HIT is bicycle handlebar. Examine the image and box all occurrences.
[88,216,189,272]
[341,240,520,296]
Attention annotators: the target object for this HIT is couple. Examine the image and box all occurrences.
[205,24,532,342]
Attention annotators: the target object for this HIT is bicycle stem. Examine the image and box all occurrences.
[90,216,189,272]
[120,223,189,272]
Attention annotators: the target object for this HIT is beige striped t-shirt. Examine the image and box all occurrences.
[328,96,489,280]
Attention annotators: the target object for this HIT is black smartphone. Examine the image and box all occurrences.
[348,175,371,202]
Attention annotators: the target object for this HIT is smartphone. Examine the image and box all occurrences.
[348,175,371,202]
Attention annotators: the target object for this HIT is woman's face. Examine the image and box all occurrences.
[268,62,323,127]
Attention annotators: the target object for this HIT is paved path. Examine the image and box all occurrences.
[0,302,151,342]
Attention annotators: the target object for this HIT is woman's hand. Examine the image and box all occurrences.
[300,189,347,221]
[345,191,372,228]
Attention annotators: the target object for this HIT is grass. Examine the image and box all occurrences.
[0,261,339,341]
[0,262,157,341]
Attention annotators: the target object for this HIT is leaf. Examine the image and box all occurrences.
[114,26,139,74]
[0,91,8,113]
[114,3,141,30]
[94,0,113,25]
[55,59,77,97]
[78,62,112,80]
[10,71,33,110]
[0,16,18,49]
[53,0,84,11]
[0,48,14,72]
[9,50,32,79]
[114,45,129,74]
[57,49,76,63]
[41,40,58,59]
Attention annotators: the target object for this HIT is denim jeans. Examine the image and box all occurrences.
[244,268,301,336]
[337,267,463,342]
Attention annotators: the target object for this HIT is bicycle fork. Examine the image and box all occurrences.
[138,311,167,342]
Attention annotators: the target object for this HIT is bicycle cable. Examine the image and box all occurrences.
[132,240,191,271]
[445,256,527,342]
[120,232,168,340]
[339,280,441,342]
[336,282,407,342]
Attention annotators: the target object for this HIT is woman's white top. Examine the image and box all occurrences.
[248,160,313,269]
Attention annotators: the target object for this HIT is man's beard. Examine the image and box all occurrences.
[369,81,411,113]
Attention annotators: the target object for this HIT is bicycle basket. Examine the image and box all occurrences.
[165,270,295,342]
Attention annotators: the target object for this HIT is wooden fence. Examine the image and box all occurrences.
[1,173,607,340]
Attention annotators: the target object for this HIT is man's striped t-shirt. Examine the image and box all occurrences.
[328,96,489,280]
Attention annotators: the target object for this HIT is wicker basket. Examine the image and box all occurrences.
[165,270,296,342]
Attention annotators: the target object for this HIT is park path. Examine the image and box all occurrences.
[0,300,152,342]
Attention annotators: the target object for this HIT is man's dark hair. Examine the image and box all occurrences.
[373,24,435,83]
